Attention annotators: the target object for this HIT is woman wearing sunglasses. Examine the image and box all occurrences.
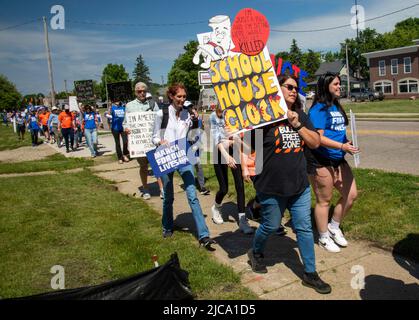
[246,74,331,294]
[307,73,359,253]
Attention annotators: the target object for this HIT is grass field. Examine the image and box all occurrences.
[203,164,419,262]
[341,99,419,113]
[0,124,35,151]
[0,164,256,300]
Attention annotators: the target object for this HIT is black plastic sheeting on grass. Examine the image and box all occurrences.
[10,253,194,300]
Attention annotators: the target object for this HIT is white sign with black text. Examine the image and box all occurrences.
[126,111,156,158]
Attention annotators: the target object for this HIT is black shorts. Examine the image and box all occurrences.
[306,149,347,174]
[42,125,49,132]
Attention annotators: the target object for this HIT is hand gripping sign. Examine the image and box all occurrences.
[193,8,288,136]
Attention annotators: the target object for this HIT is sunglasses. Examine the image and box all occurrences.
[282,84,299,92]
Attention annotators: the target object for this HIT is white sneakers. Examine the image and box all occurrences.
[319,236,341,253]
[328,224,348,247]
[211,204,224,224]
[319,224,349,253]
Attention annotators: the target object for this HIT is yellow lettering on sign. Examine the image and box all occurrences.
[262,71,278,95]
[250,55,262,74]
[269,96,286,119]
[214,84,231,110]
[227,55,243,79]
[252,75,266,100]
[227,82,241,107]
[210,61,221,83]
[237,78,253,102]
[239,54,252,76]
[220,59,230,82]
[225,109,239,131]
[259,99,272,122]
[235,106,249,128]
[261,51,272,72]
[246,103,261,125]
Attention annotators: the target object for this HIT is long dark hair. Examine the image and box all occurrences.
[277,74,303,112]
[312,72,348,125]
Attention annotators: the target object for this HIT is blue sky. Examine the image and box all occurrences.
[0,0,418,95]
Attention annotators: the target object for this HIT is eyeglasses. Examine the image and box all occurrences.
[282,84,299,92]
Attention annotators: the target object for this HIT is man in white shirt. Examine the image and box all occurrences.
[124,82,160,200]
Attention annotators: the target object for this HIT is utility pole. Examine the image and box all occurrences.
[64,79,68,97]
[43,16,56,107]
[346,44,351,98]
[161,75,164,86]
[355,0,361,82]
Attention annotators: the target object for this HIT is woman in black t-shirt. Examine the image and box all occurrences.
[245,75,331,294]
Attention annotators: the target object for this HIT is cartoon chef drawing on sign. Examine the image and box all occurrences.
[193,15,234,69]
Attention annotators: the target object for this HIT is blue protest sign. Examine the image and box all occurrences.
[146,138,191,178]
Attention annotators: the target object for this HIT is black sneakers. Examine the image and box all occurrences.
[302,271,332,294]
[200,187,210,195]
[199,237,216,251]
[275,224,287,236]
[162,230,173,238]
[247,249,267,273]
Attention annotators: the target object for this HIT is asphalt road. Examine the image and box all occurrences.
[200,114,419,176]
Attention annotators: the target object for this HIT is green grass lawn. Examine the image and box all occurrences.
[0,169,256,300]
[0,124,36,151]
[341,99,419,113]
[0,153,94,174]
[203,164,419,262]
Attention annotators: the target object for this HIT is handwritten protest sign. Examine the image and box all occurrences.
[69,96,79,112]
[107,81,133,102]
[146,138,191,178]
[125,111,156,158]
[193,8,288,135]
[74,80,94,103]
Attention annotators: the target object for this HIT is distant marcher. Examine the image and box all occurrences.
[82,105,99,157]
[27,109,40,147]
[58,105,75,153]
[48,106,61,145]
[109,100,129,164]
[16,112,26,141]
[38,107,51,142]
[124,82,160,200]
[308,72,359,253]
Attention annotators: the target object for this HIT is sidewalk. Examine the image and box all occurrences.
[88,160,419,300]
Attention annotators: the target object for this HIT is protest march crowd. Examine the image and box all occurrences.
[3,70,359,295]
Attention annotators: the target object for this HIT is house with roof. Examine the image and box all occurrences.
[308,60,361,96]
[363,39,419,99]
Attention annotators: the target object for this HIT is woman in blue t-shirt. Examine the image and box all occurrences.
[308,72,359,254]
[82,105,98,157]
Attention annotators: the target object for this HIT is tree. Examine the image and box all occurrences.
[132,54,152,88]
[288,39,304,66]
[167,40,201,101]
[100,64,129,100]
[0,74,21,110]
[303,49,321,81]
[322,51,341,63]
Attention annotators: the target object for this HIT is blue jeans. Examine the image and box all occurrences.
[84,128,97,156]
[253,186,316,273]
[161,165,209,240]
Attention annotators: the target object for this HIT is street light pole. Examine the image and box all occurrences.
[346,44,351,98]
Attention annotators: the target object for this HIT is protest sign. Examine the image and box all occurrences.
[350,109,360,167]
[193,9,288,135]
[125,111,156,158]
[146,138,191,178]
[107,81,133,102]
[68,96,79,112]
[74,80,94,103]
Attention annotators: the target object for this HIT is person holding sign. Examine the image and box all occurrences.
[245,75,332,294]
[124,82,160,200]
[152,84,216,250]
[210,103,253,234]
[307,73,359,253]
[109,100,129,164]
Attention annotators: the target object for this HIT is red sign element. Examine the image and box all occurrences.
[231,8,270,56]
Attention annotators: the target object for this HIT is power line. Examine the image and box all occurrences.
[271,3,419,33]
[66,19,208,27]
[0,18,42,32]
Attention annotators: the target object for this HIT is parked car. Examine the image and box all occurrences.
[350,88,384,102]
[306,90,315,99]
